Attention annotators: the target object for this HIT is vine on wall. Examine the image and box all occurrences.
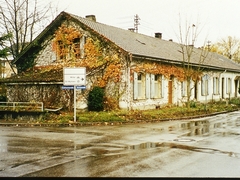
[51,24,124,110]
[52,24,82,62]
[43,24,204,110]
[51,24,123,89]
[131,62,185,82]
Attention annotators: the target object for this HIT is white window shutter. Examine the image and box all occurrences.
[150,74,155,98]
[201,77,205,96]
[133,72,138,100]
[162,75,165,97]
[146,73,150,99]
[206,75,210,95]
[213,77,216,94]
[230,78,232,93]
[181,81,185,96]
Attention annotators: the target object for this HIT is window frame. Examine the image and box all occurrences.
[201,74,209,96]
[151,74,163,99]
[227,77,232,94]
[213,77,220,95]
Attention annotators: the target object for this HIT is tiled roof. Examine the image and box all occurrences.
[69,12,240,72]
[13,11,240,73]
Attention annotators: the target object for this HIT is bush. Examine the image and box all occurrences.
[87,86,105,111]
[0,95,6,101]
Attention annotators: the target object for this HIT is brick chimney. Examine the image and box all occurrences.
[85,15,96,22]
[155,32,162,39]
[128,28,135,32]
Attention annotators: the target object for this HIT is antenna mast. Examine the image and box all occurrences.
[134,14,140,33]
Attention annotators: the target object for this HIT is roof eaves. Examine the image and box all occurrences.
[13,11,68,64]
[132,54,182,65]
[132,54,240,72]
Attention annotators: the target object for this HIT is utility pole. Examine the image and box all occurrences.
[207,41,211,51]
[134,14,140,33]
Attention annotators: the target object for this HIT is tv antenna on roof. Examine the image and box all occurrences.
[134,14,140,33]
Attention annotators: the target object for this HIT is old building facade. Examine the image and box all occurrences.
[2,11,240,111]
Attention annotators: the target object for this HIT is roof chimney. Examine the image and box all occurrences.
[85,15,96,22]
[155,32,162,39]
[128,28,135,32]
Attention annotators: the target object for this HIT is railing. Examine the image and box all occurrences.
[0,102,44,112]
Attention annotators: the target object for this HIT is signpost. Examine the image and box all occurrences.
[63,67,86,122]
[63,67,86,86]
[62,85,86,90]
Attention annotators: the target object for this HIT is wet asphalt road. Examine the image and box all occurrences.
[1,111,240,177]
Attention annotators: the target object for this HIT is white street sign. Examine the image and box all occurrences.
[63,67,86,86]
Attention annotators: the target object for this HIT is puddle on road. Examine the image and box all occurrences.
[2,116,240,178]
[178,118,240,137]
[128,142,158,150]
[1,117,240,159]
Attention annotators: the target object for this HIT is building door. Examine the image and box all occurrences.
[168,76,173,104]
[194,81,198,100]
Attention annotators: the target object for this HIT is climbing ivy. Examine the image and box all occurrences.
[51,24,123,88]
[131,62,185,81]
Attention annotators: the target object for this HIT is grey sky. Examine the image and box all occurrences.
[48,0,240,47]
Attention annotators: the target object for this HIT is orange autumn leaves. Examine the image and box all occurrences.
[52,25,82,61]
[52,25,199,88]
[132,62,202,82]
[52,24,122,87]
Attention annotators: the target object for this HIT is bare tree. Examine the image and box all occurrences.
[177,18,210,110]
[0,0,57,74]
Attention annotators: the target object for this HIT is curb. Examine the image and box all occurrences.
[0,110,237,127]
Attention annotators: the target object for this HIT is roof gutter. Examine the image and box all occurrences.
[131,54,240,73]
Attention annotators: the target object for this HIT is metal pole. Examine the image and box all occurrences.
[74,85,76,122]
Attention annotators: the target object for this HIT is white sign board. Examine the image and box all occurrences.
[63,67,86,86]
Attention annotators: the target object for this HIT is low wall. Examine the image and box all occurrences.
[0,111,45,120]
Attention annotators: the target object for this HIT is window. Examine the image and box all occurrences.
[227,78,232,94]
[133,72,146,99]
[181,81,187,97]
[57,36,86,60]
[73,37,80,59]
[57,40,65,59]
[1,73,6,78]
[213,77,220,95]
[134,72,164,100]
[151,74,163,98]
[201,74,209,96]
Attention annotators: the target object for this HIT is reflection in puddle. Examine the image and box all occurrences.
[128,142,158,150]
[181,120,210,136]
[179,118,240,137]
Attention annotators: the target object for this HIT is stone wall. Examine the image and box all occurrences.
[6,83,74,111]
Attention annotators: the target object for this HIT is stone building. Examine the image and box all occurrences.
[2,11,240,111]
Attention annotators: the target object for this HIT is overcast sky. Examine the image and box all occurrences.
[48,0,240,47]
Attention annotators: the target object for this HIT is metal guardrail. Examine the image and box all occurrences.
[0,102,44,112]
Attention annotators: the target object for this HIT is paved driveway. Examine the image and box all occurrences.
[1,111,240,177]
